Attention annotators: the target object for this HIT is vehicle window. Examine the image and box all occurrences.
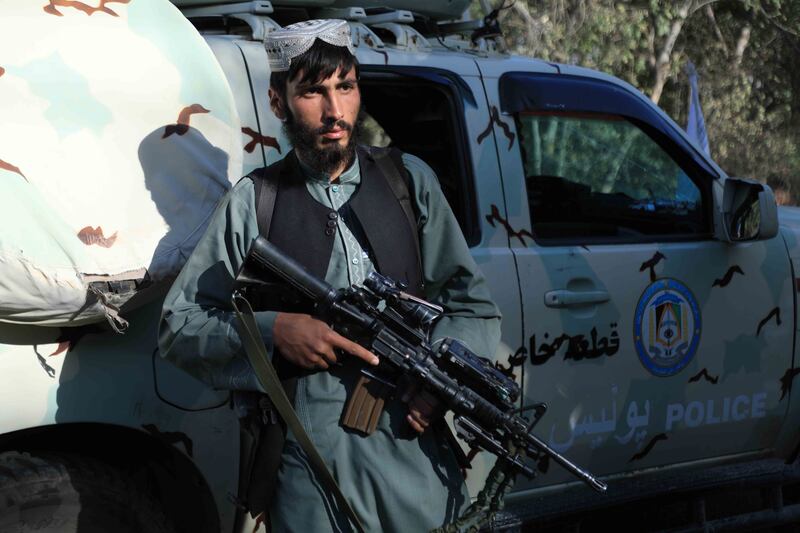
[359,73,480,246]
[516,112,707,243]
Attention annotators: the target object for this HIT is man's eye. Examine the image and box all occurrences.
[339,83,354,92]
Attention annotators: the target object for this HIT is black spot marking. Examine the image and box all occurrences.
[639,252,666,282]
[629,433,668,462]
[162,123,188,138]
[485,204,533,246]
[32,346,55,378]
[477,106,515,150]
[756,307,781,336]
[779,367,800,401]
[142,424,194,457]
[242,126,281,154]
[688,368,719,385]
[712,265,744,288]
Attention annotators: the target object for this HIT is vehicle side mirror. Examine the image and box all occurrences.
[717,177,778,242]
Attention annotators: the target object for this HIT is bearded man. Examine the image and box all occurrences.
[159,19,501,532]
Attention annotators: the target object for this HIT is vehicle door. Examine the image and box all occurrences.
[353,55,526,494]
[477,66,794,490]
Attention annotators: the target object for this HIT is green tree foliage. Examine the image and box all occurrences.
[496,0,799,200]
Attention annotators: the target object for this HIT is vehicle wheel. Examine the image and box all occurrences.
[0,451,175,533]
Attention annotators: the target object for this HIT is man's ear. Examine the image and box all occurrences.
[269,87,286,122]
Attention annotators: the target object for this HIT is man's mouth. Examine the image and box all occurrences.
[321,128,347,140]
[319,121,352,142]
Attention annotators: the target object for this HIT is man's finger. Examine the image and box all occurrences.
[406,413,426,434]
[317,345,339,365]
[330,333,379,365]
[310,356,329,370]
[410,400,434,419]
[408,405,430,427]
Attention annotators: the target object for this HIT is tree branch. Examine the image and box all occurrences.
[705,5,729,54]
[510,1,537,51]
[650,0,693,104]
[733,24,751,68]
[649,0,730,104]
[690,0,725,16]
[758,1,800,38]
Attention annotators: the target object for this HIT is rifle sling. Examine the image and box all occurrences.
[231,293,365,533]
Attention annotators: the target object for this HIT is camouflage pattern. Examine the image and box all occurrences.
[0,0,242,325]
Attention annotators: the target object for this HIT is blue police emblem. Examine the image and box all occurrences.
[634,278,701,377]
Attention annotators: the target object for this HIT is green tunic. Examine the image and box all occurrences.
[159,150,502,532]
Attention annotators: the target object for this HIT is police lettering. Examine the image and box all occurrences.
[665,392,767,431]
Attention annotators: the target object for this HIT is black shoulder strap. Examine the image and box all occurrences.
[370,147,423,287]
[375,147,420,231]
[245,159,282,238]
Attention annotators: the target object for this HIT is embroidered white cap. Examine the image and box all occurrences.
[265,19,355,72]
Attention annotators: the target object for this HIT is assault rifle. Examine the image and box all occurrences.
[234,236,607,531]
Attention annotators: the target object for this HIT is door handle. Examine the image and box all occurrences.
[544,289,610,308]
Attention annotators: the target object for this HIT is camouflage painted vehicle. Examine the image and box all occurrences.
[1,1,799,532]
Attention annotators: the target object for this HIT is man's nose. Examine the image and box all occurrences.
[323,92,344,120]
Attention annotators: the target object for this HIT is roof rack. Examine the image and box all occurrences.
[178,1,500,54]
[314,6,367,20]
[360,10,414,24]
[181,1,280,39]
[371,21,430,50]
[181,1,274,16]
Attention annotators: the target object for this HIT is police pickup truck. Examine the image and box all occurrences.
[1,1,798,531]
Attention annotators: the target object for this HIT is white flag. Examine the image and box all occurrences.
[686,61,710,156]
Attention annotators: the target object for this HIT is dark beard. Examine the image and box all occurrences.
[283,109,360,176]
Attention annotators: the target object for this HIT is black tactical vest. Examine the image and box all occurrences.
[247,146,424,298]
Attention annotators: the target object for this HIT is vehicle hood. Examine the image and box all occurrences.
[779,206,800,262]
[779,205,800,226]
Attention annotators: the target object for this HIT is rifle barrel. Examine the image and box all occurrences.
[522,430,608,492]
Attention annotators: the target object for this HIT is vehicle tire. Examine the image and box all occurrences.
[0,451,175,533]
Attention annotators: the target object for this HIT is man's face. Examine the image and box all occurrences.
[271,66,360,175]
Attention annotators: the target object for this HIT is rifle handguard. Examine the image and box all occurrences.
[238,236,338,305]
